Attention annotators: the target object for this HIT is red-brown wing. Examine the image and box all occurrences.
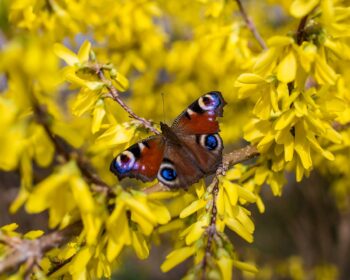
[110,136,165,182]
[179,134,223,174]
[156,142,204,189]
[171,91,226,134]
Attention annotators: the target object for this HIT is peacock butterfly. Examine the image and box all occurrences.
[110,91,226,189]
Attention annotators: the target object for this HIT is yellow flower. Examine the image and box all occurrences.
[106,190,170,262]
[232,260,258,274]
[290,0,320,18]
[217,254,233,280]
[161,246,196,272]
[225,214,254,243]
[25,161,105,238]
[54,41,91,67]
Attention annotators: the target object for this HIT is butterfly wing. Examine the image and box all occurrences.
[110,136,165,182]
[171,91,226,174]
[156,141,204,189]
[178,133,223,174]
[171,91,226,134]
[110,91,226,189]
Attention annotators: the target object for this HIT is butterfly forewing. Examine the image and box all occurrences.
[171,91,226,134]
[110,136,165,182]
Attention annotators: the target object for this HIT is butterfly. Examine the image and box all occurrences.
[110,91,226,189]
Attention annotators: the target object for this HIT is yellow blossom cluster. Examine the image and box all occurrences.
[159,168,260,279]
[235,1,350,183]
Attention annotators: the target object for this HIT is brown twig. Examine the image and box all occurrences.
[201,173,221,278]
[199,146,259,277]
[94,66,160,135]
[287,14,310,93]
[296,15,309,45]
[32,101,112,196]
[0,222,82,275]
[235,0,267,50]
[143,145,260,193]
[223,145,259,167]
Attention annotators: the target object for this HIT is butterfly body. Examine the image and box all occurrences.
[110,91,226,189]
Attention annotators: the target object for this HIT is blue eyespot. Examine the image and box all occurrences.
[205,134,218,150]
[114,151,135,174]
[161,167,177,181]
[200,93,221,111]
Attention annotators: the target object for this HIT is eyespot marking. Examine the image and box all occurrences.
[199,134,222,151]
[115,150,136,173]
[198,93,221,111]
[158,161,178,185]
[205,135,218,150]
[161,167,177,181]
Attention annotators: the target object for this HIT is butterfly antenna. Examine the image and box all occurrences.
[161,92,166,123]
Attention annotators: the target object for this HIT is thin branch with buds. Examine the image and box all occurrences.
[32,101,112,195]
[0,223,82,275]
[144,145,260,193]
[94,65,161,135]
[200,146,259,277]
[201,172,221,277]
[235,0,267,50]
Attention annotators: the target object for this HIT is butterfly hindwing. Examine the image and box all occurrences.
[156,141,204,189]
[110,136,165,182]
[178,133,223,174]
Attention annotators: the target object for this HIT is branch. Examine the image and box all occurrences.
[223,145,259,167]
[296,14,309,45]
[94,66,161,135]
[333,122,350,132]
[235,0,267,50]
[201,173,220,277]
[144,145,260,194]
[0,223,82,276]
[32,102,113,196]
[287,15,310,92]
[200,146,259,276]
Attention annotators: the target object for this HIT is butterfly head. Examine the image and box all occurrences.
[160,122,182,145]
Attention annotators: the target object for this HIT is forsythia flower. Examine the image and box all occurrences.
[236,34,344,181]
[161,177,258,277]
[25,161,104,244]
